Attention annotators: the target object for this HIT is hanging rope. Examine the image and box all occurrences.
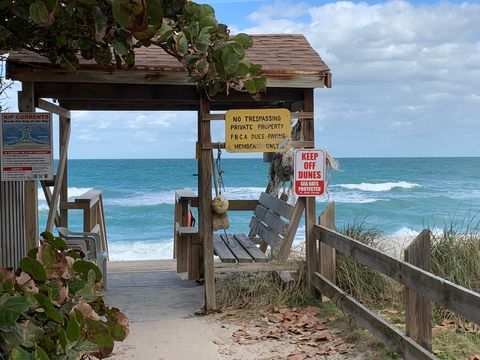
[215,143,226,194]
[212,143,229,215]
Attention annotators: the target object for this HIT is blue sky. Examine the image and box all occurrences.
[4,0,480,158]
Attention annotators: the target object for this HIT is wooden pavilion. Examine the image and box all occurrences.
[1,34,331,310]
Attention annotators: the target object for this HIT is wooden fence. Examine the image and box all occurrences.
[0,182,25,268]
[313,204,480,360]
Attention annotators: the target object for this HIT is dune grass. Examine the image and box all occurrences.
[215,216,480,358]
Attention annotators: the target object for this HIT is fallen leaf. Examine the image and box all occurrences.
[212,338,225,345]
[315,331,329,341]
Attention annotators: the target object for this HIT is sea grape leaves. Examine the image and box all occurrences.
[0,0,266,98]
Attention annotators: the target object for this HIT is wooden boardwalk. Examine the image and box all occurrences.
[106,260,222,359]
[105,260,204,322]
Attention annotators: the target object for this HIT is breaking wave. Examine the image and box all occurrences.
[333,181,421,192]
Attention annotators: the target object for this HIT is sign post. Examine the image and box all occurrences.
[225,109,291,153]
[294,149,326,197]
[1,113,54,181]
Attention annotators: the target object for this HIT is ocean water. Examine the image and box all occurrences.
[38,158,480,261]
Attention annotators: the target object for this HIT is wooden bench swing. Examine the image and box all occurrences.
[174,190,305,278]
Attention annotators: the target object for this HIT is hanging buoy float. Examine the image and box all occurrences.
[212,194,229,214]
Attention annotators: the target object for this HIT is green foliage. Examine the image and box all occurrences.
[0,233,129,359]
[0,0,266,97]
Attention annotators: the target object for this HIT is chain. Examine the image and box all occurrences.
[216,143,225,194]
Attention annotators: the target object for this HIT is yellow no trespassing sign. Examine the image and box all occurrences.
[225,109,291,153]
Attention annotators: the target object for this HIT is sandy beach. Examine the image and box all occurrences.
[105,260,374,360]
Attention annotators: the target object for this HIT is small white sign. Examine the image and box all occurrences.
[294,149,326,197]
[1,113,54,181]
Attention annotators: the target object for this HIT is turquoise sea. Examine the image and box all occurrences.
[38,158,480,260]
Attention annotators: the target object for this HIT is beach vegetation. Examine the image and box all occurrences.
[0,232,128,359]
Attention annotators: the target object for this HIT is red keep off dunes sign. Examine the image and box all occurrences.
[294,149,326,197]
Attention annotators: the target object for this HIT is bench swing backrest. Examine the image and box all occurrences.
[249,192,304,261]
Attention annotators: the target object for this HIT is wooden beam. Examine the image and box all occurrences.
[9,64,328,89]
[276,197,305,261]
[35,83,303,104]
[198,94,215,311]
[315,225,480,325]
[37,99,71,118]
[18,82,38,250]
[202,141,314,150]
[46,116,71,232]
[201,112,315,121]
[40,182,60,228]
[214,261,299,273]
[303,88,318,296]
[405,230,432,351]
[312,273,436,360]
[59,110,69,227]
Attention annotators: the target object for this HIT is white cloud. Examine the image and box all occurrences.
[240,0,480,156]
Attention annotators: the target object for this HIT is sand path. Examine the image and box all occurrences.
[105,260,366,360]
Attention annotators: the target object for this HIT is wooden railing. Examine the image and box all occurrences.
[61,189,108,255]
[173,190,258,279]
[312,209,480,360]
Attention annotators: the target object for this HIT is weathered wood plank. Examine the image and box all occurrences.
[258,192,294,220]
[202,141,314,151]
[214,261,299,273]
[249,217,283,248]
[221,234,253,263]
[75,189,101,206]
[227,200,258,211]
[202,112,315,121]
[46,115,71,232]
[233,234,268,262]
[59,111,69,227]
[318,202,336,283]
[312,273,437,360]
[254,204,288,236]
[0,182,25,268]
[405,230,432,351]
[187,233,201,280]
[34,82,303,104]
[37,98,71,118]
[18,81,38,251]
[276,197,305,261]
[176,227,188,273]
[40,182,60,227]
[302,88,317,296]
[10,64,328,90]
[175,189,197,201]
[198,95,215,310]
[185,198,257,211]
[213,234,236,263]
[315,225,480,325]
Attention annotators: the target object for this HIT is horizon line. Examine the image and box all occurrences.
[56,155,480,160]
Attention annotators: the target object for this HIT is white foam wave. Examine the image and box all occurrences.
[38,187,92,201]
[108,240,174,261]
[106,187,266,207]
[106,190,176,207]
[389,227,419,238]
[327,192,381,204]
[333,181,421,192]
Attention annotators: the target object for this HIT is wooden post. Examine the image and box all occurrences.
[318,202,336,283]
[198,94,215,311]
[18,82,38,250]
[303,88,318,295]
[405,229,432,351]
[177,199,191,273]
[59,110,70,227]
[46,114,71,232]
